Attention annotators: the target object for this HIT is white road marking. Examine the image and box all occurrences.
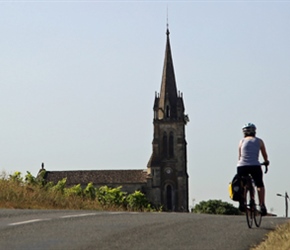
[60,213,97,218]
[7,211,137,227]
[9,218,50,226]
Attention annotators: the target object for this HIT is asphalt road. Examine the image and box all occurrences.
[0,209,288,250]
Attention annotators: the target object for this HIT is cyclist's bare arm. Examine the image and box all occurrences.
[259,139,269,165]
[238,140,243,160]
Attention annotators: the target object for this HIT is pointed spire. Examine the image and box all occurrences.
[158,27,178,119]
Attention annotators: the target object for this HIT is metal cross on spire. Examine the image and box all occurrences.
[166,6,170,35]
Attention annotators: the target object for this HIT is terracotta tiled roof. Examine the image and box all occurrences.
[43,169,148,186]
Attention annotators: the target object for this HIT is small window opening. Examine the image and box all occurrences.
[169,132,174,158]
[166,105,170,118]
[163,132,168,157]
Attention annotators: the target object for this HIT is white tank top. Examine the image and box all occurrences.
[237,137,260,166]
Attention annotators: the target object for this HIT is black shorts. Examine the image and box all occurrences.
[237,165,264,188]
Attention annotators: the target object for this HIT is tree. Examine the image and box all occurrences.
[192,199,242,215]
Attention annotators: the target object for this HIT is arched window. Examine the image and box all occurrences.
[163,132,168,158]
[169,132,174,158]
[166,185,173,211]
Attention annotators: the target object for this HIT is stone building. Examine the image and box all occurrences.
[40,27,189,212]
[146,28,189,212]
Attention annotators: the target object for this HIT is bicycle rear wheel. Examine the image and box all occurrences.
[254,188,262,227]
[245,188,253,228]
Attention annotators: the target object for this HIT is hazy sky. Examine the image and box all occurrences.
[1,1,290,216]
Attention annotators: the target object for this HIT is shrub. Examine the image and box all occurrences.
[84,182,96,200]
[36,169,47,187]
[9,171,23,183]
[193,199,242,215]
[25,171,38,185]
[0,171,156,212]
[127,190,151,211]
[96,186,127,208]
[51,178,67,194]
[65,184,83,197]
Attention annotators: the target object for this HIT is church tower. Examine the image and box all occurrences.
[147,27,189,212]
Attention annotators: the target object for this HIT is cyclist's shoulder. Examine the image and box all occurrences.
[255,137,265,144]
[250,136,264,144]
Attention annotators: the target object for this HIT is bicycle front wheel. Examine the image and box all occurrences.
[245,188,253,228]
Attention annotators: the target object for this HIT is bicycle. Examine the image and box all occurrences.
[241,162,268,228]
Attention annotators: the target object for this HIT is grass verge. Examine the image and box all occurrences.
[251,221,290,250]
[0,178,102,210]
[0,170,155,212]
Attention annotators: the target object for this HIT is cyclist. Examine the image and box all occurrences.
[237,123,269,216]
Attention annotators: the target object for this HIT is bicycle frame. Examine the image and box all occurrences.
[242,176,254,200]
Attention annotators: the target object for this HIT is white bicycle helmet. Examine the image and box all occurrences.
[242,123,256,135]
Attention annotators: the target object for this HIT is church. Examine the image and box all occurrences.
[39,27,189,212]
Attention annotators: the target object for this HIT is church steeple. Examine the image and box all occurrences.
[147,27,189,212]
[158,28,179,120]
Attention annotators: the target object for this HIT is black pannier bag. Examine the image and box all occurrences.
[229,174,243,202]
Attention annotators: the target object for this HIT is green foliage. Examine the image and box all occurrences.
[25,171,37,185]
[51,178,67,194]
[1,171,156,212]
[9,171,23,183]
[96,186,127,207]
[193,199,242,215]
[44,181,55,190]
[36,169,47,186]
[84,182,96,200]
[127,190,151,211]
[65,184,83,197]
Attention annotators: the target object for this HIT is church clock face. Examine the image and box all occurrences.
[165,168,172,174]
